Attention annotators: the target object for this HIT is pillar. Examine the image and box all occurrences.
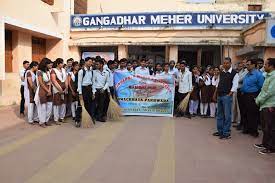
[0,17,5,80]
[118,45,128,60]
[197,48,202,66]
[12,31,32,72]
[169,45,178,63]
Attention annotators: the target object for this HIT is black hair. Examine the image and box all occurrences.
[67,58,74,63]
[163,63,169,67]
[119,58,127,64]
[29,61,39,68]
[23,60,29,65]
[192,65,198,70]
[257,58,264,63]
[79,59,85,67]
[180,61,187,66]
[96,59,104,65]
[155,63,162,67]
[247,58,258,66]
[169,60,175,64]
[127,61,132,65]
[140,58,146,62]
[39,58,52,72]
[132,59,138,63]
[84,57,92,62]
[107,60,115,67]
[224,57,232,63]
[267,58,275,68]
[71,61,79,71]
[53,58,64,68]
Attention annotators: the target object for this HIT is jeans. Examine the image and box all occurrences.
[216,95,233,136]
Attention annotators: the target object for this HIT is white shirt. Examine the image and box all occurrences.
[216,67,239,93]
[177,69,192,94]
[169,68,179,76]
[77,66,93,94]
[200,74,211,86]
[212,76,219,86]
[92,69,110,94]
[106,68,114,87]
[20,69,26,86]
[135,66,150,76]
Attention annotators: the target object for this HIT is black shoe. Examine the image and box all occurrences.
[259,149,275,155]
[220,134,231,140]
[212,132,221,137]
[99,119,106,122]
[184,114,191,119]
[236,125,243,131]
[250,133,259,138]
[254,144,265,149]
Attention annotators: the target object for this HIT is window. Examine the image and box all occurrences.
[32,37,46,62]
[5,30,13,73]
[74,0,87,14]
[248,4,262,11]
[41,0,54,6]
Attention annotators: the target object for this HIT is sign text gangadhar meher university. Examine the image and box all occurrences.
[71,12,270,30]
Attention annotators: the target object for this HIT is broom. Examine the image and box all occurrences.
[177,88,193,113]
[79,97,93,128]
[107,96,122,121]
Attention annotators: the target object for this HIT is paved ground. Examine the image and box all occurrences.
[0,106,274,183]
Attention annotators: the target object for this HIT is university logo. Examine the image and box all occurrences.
[271,25,275,39]
[73,16,82,27]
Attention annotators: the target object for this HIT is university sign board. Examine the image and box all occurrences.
[71,12,270,30]
[266,18,275,44]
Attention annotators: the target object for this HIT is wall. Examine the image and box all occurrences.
[242,22,266,46]
[87,0,268,14]
[264,47,275,60]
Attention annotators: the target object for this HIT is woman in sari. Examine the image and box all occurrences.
[51,58,68,124]
[67,61,79,120]
[35,58,53,127]
[24,61,39,124]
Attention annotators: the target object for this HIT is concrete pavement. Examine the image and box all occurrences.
[0,108,274,183]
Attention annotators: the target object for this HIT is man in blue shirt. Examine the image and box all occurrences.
[241,58,264,137]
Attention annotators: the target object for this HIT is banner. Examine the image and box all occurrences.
[71,12,270,30]
[114,72,175,117]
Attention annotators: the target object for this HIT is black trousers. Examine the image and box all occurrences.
[174,85,179,113]
[242,92,260,135]
[237,90,245,127]
[82,86,95,119]
[261,107,275,150]
[95,89,109,120]
[20,85,25,114]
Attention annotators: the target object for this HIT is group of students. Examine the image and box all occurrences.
[20,57,113,127]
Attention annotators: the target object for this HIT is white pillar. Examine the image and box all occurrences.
[0,17,5,80]
[169,45,178,63]
[118,45,128,60]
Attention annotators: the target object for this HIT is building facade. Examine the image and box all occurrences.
[1,0,275,106]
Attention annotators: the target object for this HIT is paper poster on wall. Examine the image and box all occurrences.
[82,52,115,61]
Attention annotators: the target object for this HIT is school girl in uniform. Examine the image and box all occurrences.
[199,70,211,117]
[35,58,53,127]
[209,67,220,118]
[67,61,80,120]
[24,61,39,124]
[189,66,200,116]
[51,58,68,124]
